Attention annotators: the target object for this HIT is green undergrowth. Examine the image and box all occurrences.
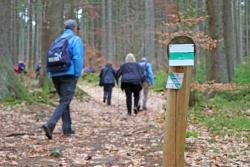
[186,131,199,138]
[0,74,92,107]
[81,72,99,85]
[189,86,250,141]
[151,70,167,92]
[1,76,55,105]
[234,57,250,84]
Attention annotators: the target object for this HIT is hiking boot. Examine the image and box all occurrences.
[134,106,140,114]
[42,124,53,140]
[63,129,75,135]
[103,97,106,103]
[143,106,147,111]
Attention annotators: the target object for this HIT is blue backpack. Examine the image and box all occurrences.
[138,60,148,77]
[47,35,74,72]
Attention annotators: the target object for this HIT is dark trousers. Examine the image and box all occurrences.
[47,75,77,133]
[103,84,113,105]
[123,83,142,114]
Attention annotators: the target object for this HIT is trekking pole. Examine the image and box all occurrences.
[117,86,120,113]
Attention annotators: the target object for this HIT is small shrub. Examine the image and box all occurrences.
[186,131,199,138]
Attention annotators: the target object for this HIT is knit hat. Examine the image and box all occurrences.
[64,19,77,30]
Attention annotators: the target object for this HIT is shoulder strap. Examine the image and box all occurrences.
[61,35,74,41]
[65,35,74,40]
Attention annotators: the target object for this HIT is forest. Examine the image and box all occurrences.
[0,0,250,167]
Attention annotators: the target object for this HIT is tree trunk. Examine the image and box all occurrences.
[223,0,236,82]
[40,0,64,86]
[206,0,228,82]
[101,0,107,58]
[246,0,250,57]
[0,0,25,99]
[10,0,18,63]
[28,0,33,69]
[144,0,155,66]
[234,1,243,64]
[107,0,113,61]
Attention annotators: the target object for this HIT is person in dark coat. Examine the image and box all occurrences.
[99,62,116,105]
[116,53,145,115]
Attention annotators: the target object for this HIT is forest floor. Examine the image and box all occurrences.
[0,81,249,167]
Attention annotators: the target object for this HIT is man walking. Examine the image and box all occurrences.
[42,19,84,139]
[138,57,154,111]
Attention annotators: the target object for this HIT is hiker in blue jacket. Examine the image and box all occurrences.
[42,19,84,139]
[138,57,154,111]
[99,62,116,105]
[116,53,145,115]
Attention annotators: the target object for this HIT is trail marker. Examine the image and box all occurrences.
[166,72,184,89]
[163,36,195,167]
[169,44,195,66]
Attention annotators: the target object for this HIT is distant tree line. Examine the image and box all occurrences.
[0,0,249,98]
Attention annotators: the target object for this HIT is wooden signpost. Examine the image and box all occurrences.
[163,36,195,167]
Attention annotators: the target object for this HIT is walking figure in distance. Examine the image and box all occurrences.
[99,62,116,105]
[42,19,84,139]
[116,53,145,115]
[138,57,154,111]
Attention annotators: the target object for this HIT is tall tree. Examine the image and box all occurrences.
[28,0,34,69]
[144,0,155,66]
[101,0,107,58]
[206,0,228,82]
[234,0,244,64]
[0,0,25,99]
[246,0,250,57]
[223,0,236,82]
[0,0,11,60]
[107,0,113,61]
[10,0,18,63]
[40,0,64,86]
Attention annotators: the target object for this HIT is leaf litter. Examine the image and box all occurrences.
[0,83,249,166]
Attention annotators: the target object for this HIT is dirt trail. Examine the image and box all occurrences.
[0,83,249,166]
[78,84,166,116]
[0,84,166,167]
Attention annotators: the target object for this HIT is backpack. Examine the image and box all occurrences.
[14,64,20,73]
[47,35,74,72]
[99,66,115,86]
[138,60,148,78]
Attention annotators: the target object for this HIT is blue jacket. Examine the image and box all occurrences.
[138,60,154,85]
[49,29,84,79]
[99,64,116,86]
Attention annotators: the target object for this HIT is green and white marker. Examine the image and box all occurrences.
[169,44,194,66]
[166,72,184,89]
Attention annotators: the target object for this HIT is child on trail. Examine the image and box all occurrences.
[99,62,116,105]
[116,53,145,115]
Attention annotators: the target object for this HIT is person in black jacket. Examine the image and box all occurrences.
[99,62,116,105]
[116,53,145,115]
